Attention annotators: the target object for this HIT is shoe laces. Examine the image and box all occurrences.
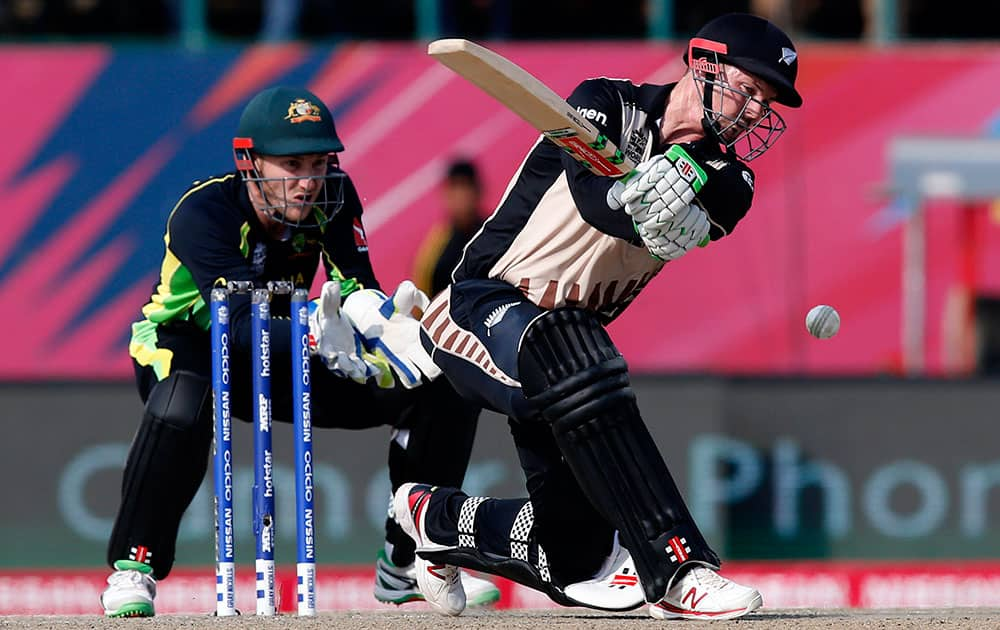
[688,566,729,590]
[108,569,153,589]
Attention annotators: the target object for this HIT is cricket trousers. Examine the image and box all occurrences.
[419,280,617,585]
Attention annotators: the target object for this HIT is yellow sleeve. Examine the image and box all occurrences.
[411,224,450,296]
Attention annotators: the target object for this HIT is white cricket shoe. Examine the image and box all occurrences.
[649,564,762,621]
[100,560,156,617]
[393,483,466,615]
[562,533,644,611]
[374,549,500,607]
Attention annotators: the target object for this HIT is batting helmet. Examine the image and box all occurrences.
[684,13,802,161]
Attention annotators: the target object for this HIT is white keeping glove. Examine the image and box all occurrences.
[307,280,391,386]
[342,280,442,389]
[619,145,711,261]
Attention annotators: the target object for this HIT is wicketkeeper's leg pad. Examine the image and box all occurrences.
[107,370,212,579]
[518,308,719,603]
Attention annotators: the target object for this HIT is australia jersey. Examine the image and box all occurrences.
[129,170,377,378]
[453,78,756,323]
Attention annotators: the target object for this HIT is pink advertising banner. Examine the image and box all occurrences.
[2,42,1000,379]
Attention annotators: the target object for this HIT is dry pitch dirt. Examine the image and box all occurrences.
[3,609,1000,629]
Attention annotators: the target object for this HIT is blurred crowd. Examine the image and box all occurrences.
[0,0,994,40]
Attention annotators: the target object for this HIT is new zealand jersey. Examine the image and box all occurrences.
[129,170,377,378]
[453,78,755,323]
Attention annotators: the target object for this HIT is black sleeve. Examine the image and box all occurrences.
[561,79,641,244]
[319,174,382,294]
[681,137,756,241]
[166,193,279,353]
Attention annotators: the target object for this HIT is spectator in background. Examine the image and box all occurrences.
[2,0,171,36]
[0,0,47,34]
[412,159,485,298]
[674,0,752,34]
[441,0,511,39]
[261,0,302,40]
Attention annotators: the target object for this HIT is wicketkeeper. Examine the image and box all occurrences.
[100,86,497,617]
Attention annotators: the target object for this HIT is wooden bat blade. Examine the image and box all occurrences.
[428,38,634,177]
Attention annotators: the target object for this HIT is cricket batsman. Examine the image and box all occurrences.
[393,13,803,620]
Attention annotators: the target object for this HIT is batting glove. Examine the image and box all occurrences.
[620,145,711,261]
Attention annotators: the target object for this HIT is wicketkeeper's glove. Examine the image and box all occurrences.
[308,280,392,387]
[342,280,442,389]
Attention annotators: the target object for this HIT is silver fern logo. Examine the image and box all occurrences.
[484,302,520,336]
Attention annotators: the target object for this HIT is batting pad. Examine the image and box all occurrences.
[518,308,719,603]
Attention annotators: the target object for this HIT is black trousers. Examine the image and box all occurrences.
[420,280,615,584]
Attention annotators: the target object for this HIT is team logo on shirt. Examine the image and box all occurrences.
[352,218,369,252]
[484,302,520,336]
[285,99,322,124]
[292,233,306,253]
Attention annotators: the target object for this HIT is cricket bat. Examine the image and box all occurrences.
[427,38,636,178]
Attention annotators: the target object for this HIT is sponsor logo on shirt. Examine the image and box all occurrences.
[352,218,368,252]
[252,242,267,275]
[624,129,648,168]
[576,106,608,126]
